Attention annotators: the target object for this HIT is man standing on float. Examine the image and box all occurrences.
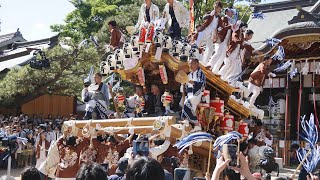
[207,7,235,74]
[248,55,276,107]
[193,1,223,65]
[181,58,206,127]
[163,0,190,40]
[218,21,247,81]
[136,0,160,28]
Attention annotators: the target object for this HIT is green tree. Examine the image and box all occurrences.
[0,44,100,107]
[51,0,136,40]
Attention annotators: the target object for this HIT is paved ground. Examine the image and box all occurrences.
[270,167,298,180]
[0,167,299,180]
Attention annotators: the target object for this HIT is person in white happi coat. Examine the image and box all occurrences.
[163,0,190,40]
[181,58,206,125]
[193,1,223,65]
[35,132,50,170]
[51,126,63,143]
[218,21,247,81]
[136,0,159,28]
[207,8,235,74]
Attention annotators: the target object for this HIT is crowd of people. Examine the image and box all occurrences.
[0,111,312,180]
[0,150,318,180]
[0,113,65,169]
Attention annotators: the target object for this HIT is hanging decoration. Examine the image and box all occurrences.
[250,12,264,20]
[300,60,309,75]
[264,38,282,47]
[272,46,285,61]
[137,67,145,86]
[146,23,155,43]
[138,23,147,44]
[161,91,174,114]
[134,96,145,114]
[199,90,210,108]
[220,112,235,133]
[159,65,168,84]
[238,122,249,138]
[274,60,292,72]
[210,97,225,117]
[289,61,298,79]
[213,131,242,150]
[174,132,213,155]
[115,92,126,109]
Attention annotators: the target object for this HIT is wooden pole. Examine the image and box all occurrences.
[207,140,213,174]
[97,126,154,134]
[181,84,186,109]
[284,74,289,165]
[71,116,176,128]
[291,149,312,179]
[237,139,240,167]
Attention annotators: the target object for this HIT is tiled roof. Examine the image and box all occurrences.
[0,30,26,44]
[248,0,318,51]
[0,34,59,71]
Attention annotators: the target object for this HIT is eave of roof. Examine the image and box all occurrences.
[0,34,59,62]
[248,1,318,52]
[0,31,27,45]
[251,0,318,13]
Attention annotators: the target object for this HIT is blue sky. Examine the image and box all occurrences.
[0,0,75,41]
[0,0,284,41]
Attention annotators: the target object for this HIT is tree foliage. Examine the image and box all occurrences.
[0,44,100,107]
[51,0,139,41]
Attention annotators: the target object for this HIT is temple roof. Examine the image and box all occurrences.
[0,34,59,73]
[0,29,26,50]
[248,0,319,52]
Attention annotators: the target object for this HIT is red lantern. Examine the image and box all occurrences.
[210,97,224,117]
[238,122,249,138]
[115,94,125,106]
[139,27,147,43]
[220,113,234,132]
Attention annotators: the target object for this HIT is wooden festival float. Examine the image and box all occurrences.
[69,24,266,175]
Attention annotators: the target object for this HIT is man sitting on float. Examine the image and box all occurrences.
[125,86,147,117]
[145,84,165,116]
[82,73,110,120]
[181,58,206,129]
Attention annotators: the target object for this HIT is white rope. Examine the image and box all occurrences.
[162,116,171,136]
[82,120,93,139]
[126,117,134,127]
